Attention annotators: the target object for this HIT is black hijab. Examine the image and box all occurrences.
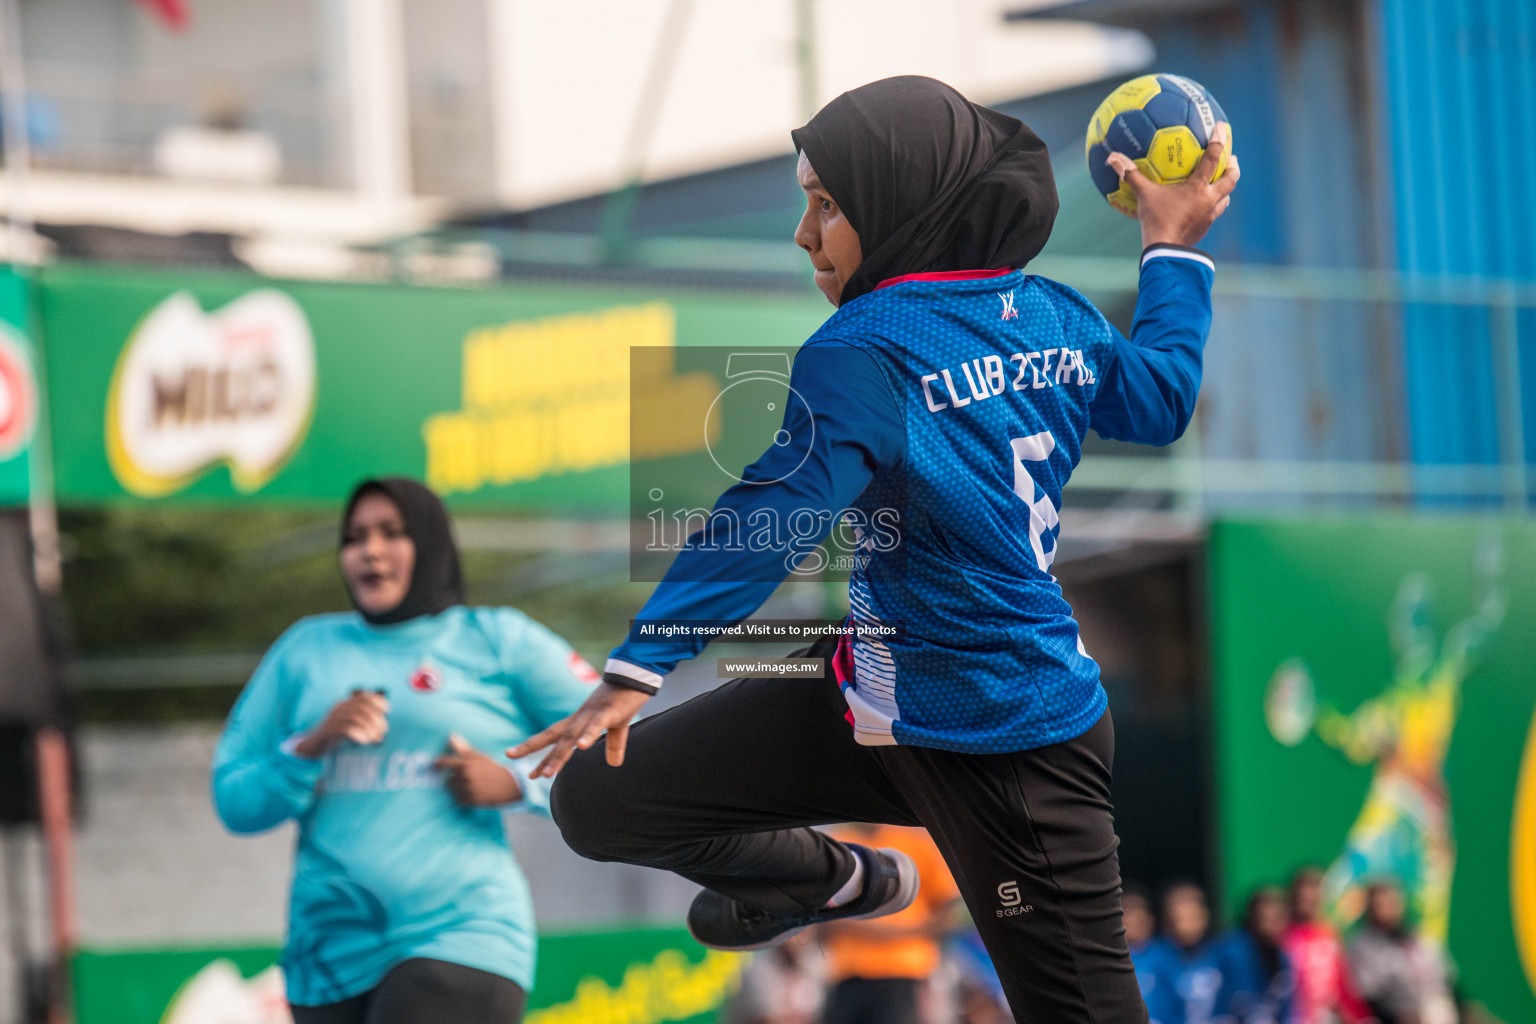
[341,477,464,625]
[790,75,1058,306]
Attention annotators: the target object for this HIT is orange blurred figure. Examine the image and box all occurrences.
[819,823,963,1024]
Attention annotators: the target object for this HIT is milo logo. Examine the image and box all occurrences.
[106,289,316,496]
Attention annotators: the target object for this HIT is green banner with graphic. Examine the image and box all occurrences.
[74,927,742,1024]
[0,267,39,505]
[38,264,829,509]
[1211,515,1536,1021]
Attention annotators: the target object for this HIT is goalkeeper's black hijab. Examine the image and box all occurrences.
[341,477,464,625]
[790,75,1059,307]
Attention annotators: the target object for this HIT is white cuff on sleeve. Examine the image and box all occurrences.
[603,658,665,692]
[1141,244,1215,272]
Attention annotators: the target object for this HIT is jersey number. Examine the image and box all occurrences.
[1010,431,1060,572]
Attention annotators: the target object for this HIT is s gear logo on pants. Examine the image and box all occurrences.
[997,881,1034,917]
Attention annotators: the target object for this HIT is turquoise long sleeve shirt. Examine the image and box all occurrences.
[211,606,596,1006]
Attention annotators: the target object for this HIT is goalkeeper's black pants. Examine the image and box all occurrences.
[288,959,526,1024]
[551,639,1149,1024]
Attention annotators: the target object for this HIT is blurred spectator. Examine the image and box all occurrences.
[1283,867,1374,1024]
[1214,886,1294,1024]
[1123,883,1170,1019]
[1348,881,1456,1024]
[817,823,962,1024]
[723,932,826,1024]
[1141,881,1225,1024]
[1123,884,1157,953]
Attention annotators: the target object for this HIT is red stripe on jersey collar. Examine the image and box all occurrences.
[875,267,1017,290]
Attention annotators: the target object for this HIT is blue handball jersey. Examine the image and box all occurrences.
[608,246,1215,754]
[211,606,597,1006]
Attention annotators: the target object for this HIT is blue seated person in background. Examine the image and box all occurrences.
[1123,884,1177,1023]
[1140,882,1225,1024]
[1213,887,1294,1024]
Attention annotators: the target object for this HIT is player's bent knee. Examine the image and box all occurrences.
[549,746,638,862]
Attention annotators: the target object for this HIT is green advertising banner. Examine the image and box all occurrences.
[74,927,742,1024]
[1211,515,1536,1021]
[38,265,830,509]
[0,267,39,505]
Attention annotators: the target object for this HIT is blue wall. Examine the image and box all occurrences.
[1135,1,1408,488]
[1124,0,1535,504]
[1379,0,1536,485]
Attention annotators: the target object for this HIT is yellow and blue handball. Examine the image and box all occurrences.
[1086,73,1232,217]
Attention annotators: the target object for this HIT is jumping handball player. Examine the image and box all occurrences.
[512,76,1238,1023]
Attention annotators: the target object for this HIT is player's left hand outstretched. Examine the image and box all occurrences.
[507,682,652,778]
[1108,121,1240,250]
[436,733,524,806]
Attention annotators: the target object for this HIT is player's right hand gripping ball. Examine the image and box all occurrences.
[1086,73,1232,218]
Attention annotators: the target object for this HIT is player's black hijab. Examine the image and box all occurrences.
[341,477,464,625]
[790,75,1058,306]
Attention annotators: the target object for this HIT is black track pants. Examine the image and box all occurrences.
[288,959,527,1024]
[551,642,1148,1024]
[822,977,922,1024]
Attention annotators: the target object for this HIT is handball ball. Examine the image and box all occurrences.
[1085,74,1231,217]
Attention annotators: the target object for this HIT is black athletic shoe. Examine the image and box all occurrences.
[686,844,920,952]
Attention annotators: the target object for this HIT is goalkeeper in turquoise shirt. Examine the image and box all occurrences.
[212,477,597,1023]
